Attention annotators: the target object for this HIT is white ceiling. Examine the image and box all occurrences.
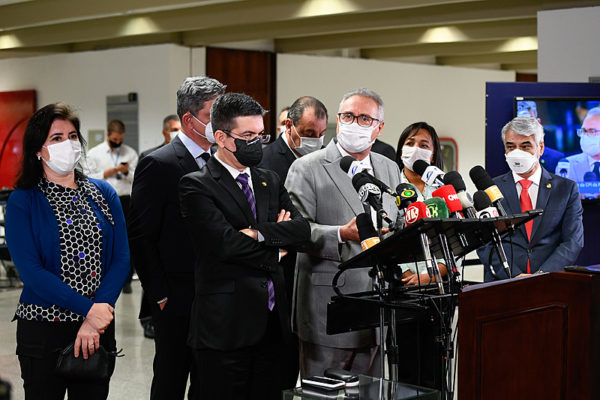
[1,0,599,72]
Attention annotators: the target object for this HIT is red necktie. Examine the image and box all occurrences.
[519,179,533,273]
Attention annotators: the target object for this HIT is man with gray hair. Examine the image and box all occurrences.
[563,107,600,182]
[129,76,226,399]
[477,116,584,281]
[285,88,403,377]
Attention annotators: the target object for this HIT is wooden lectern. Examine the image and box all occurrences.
[458,271,600,400]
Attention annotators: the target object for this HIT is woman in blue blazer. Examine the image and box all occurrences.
[5,103,130,400]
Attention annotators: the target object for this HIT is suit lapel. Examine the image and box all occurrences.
[277,136,297,166]
[531,168,552,242]
[172,136,200,174]
[251,168,270,223]
[322,141,364,216]
[208,158,256,226]
[498,173,528,239]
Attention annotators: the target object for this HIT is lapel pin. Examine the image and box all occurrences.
[547,183,551,189]
[261,181,267,187]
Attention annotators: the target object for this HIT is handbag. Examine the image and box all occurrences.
[55,341,123,381]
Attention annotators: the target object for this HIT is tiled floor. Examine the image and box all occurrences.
[0,281,156,400]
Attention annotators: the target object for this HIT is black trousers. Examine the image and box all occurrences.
[16,318,116,400]
[118,195,134,286]
[150,304,196,400]
[191,310,284,400]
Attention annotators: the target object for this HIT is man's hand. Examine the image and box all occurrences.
[103,167,119,179]
[339,217,359,242]
[85,303,114,332]
[74,319,100,359]
[277,209,291,223]
[117,162,129,175]
[240,228,259,240]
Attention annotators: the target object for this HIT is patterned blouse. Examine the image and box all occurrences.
[16,178,111,322]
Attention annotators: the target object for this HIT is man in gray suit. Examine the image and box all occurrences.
[561,107,600,182]
[285,88,403,378]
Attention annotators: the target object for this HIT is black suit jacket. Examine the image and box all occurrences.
[371,138,396,161]
[179,157,310,351]
[257,135,297,182]
[139,142,166,161]
[128,136,200,316]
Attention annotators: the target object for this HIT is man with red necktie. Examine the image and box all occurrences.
[477,116,584,281]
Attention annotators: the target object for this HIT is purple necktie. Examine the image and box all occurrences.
[236,173,275,311]
[236,173,256,221]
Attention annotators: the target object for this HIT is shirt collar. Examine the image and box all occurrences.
[512,163,542,187]
[178,131,210,160]
[281,132,299,159]
[587,155,600,168]
[214,152,252,181]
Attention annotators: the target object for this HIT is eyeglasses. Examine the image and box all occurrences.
[337,112,380,127]
[223,130,270,144]
[577,128,600,137]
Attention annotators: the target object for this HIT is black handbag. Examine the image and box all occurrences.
[55,342,123,381]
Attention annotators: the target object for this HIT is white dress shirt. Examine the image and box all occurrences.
[86,141,138,197]
[178,131,211,168]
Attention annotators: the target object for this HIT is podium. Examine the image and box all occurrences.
[458,271,600,400]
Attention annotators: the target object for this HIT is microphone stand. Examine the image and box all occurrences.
[420,232,445,294]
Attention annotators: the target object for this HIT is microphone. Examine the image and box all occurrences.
[469,166,507,216]
[555,158,570,178]
[395,182,418,208]
[413,160,445,187]
[443,171,477,218]
[404,201,431,226]
[473,190,511,278]
[351,173,395,230]
[432,185,462,218]
[357,213,381,251]
[424,197,450,218]
[340,156,397,197]
[404,201,444,293]
[473,191,500,218]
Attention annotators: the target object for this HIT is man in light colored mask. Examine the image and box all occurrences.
[563,107,600,182]
[285,88,403,378]
[257,95,327,389]
[277,106,290,137]
[477,116,583,281]
[139,114,181,161]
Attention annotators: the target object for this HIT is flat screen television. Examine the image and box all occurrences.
[514,97,600,200]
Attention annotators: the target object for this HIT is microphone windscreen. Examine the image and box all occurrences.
[413,160,430,176]
[340,156,356,173]
[457,191,474,209]
[424,197,450,218]
[351,172,371,191]
[432,185,462,213]
[395,182,418,208]
[473,190,493,211]
[405,201,431,226]
[442,171,466,192]
[469,166,495,191]
[356,213,377,241]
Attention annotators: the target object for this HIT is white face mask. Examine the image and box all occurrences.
[42,139,81,175]
[401,145,433,172]
[580,135,600,157]
[192,115,215,144]
[277,125,286,135]
[505,148,538,175]
[291,125,323,156]
[169,131,179,140]
[337,122,375,153]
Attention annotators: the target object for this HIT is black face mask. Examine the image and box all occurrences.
[228,138,263,167]
[108,140,122,149]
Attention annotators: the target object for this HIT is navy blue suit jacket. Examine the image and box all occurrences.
[477,167,584,281]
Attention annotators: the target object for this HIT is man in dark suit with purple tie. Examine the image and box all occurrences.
[179,93,310,400]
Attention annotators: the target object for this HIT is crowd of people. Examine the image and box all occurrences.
[4,75,584,400]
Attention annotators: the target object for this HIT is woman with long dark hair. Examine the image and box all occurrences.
[395,122,447,285]
[5,103,129,399]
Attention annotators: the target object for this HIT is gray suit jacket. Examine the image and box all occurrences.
[285,140,403,348]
